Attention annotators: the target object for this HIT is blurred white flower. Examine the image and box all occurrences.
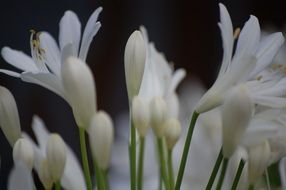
[0,7,102,101]
[8,162,34,190]
[13,138,34,170]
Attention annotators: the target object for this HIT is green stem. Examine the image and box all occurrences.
[55,180,61,190]
[231,159,245,190]
[168,149,175,190]
[205,148,223,190]
[175,111,200,190]
[93,159,106,190]
[129,117,136,190]
[137,137,145,190]
[215,157,229,190]
[157,138,171,190]
[79,128,93,190]
[248,184,254,190]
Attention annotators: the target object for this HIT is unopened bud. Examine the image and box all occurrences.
[0,86,21,146]
[39,158,53,189]
[13,138,34,170]
[222,85,253,158]
[150,97,167,137]
[124,30,146,102]
[132,96,150,137]
[46,134,67,181]
[88,111,114,170]
[164,118,181,149]
[61,57,96,129]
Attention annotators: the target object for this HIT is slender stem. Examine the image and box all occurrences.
[129,116,137,190]
[215,157,229,190]
[205,148,223,190]
[137,137,145,190]
[231,159,245,190]
[248,184,254,190]
[175,111,200,190]
[157,138,171,190]
[93,159,106,190]
[55,180,61,190]
[168,149,175,190]
[79,128,93,190]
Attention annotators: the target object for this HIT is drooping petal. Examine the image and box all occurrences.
[59,10,81,56]
[217,3,234,78]
[79,7,102,61]
[39,32,61,76]
[21,72,65,100]
[1,47,38,72]
[249,32,284,78]
[8,162,34,190]
[0,69,20,77]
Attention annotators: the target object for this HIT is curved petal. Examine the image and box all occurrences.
[217,3,234,78]
[79,7,102,61]
[39,32,61,76]
[1,47,38,72]
[166,68,186,95]
[252,95,286,108]
[59,10,81,56]
[0,69,20,77]
[8,162,34,190]
[21,72,65,100]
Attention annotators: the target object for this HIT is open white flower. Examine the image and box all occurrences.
[0,7,102,102]
[195,3,284,113]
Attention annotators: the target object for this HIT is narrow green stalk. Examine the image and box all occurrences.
[248,184,254,190]
[205,148,223,190]
[215,158,229,190]
[129,118,137,190]
[93,159,106,190]
[231,159,245,190]
[157,138,171,190]
[137,137,145,190]
[79,128,93,190]
[168,149,175,190]
[55,180,61,190]
[175,111,200,190]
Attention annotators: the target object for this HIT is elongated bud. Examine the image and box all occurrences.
[0,86,21,146]
[248,141,271,185]
[39,158,53,189]
[150,97,167,137]
[124,30,146,102]
[164,118,181,149]
[132,96,150,137]
[222,85,253,158]
[62,57,96,129]
[13,138,34,170]
[88,111,114,170]
[46,134,67,181]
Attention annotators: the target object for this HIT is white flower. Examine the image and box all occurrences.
[0,7,102,102]
[195,3,284,113]
[0,86,21,146]
[8,162,34,190]
[132,96,150,137]
[13,138,34,170]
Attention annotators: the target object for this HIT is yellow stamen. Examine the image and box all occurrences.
[233,28,241,39]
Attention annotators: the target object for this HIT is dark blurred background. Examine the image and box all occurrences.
[0,0,286,189]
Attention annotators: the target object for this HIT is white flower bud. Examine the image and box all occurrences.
[150,97,167,137]
[248,141,271,185]
[132,96,150,137]
[164,118,181,150]
[39,158,53,189]
[46,134,67,181]
[13,138,34,170]
[124,30,146,102]
[0,86,21,146]
[62,57,96,129]
[222,85,254,158]
[88,111,114,170]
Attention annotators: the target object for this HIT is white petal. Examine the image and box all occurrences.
[61,43,75,64]
[8,162,34,190]
[59,11,81,56]
[166,68,186,95]
[1,47,38,72]
[31,116,49,151]
[253,95,286,108]
[234,15,260,59]
[0,69,20,77]
[79,7,102,61]
[249,32,284,78]
[21,72,65,100]
[39,32,61,76]
[217,3,234,78]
